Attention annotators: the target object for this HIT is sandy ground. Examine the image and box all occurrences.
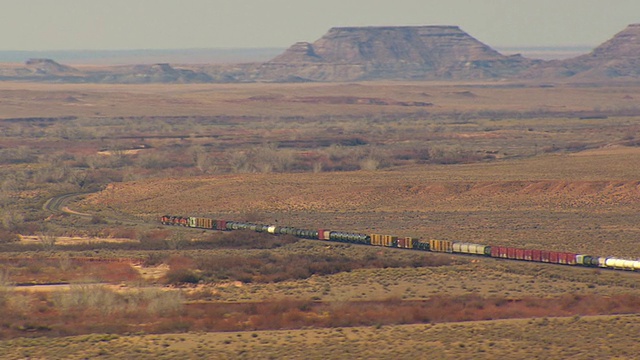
[19,235,138,245]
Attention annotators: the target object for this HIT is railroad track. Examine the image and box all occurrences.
[43,191,150,227]
[43,192,93,218]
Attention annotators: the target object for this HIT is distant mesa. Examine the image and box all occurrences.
[99,63,213,84]
[270,42,323,63]
[25,58,80,75]
[525,23,640,80]
[256,26,541,81]
[2,24,640,83]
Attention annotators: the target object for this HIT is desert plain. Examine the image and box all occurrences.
[0,80,639,358]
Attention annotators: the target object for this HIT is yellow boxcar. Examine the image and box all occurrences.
[371,234,383,246]
[383,235,398,247]
[198,217,214,229]
[402,237,417,249]
[430,239,453,253]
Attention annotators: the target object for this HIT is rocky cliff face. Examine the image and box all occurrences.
[24,58,80,75]
[526,24,640,80]
[95,63,213,83]
[0,58,85,82]
[255,26,539,81]
[3,24,640,83]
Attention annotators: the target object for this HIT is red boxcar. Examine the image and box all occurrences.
[540,250,550,263]
[491,246,500,258]
[559,253,577,265]
[216,220,227,230]
[499,247,509,258]
[524,249,533,261]
[532,250,542,262]
[507,247,516,259]
[558,252,567,264]
[549,251,560,264]
[397,238,406,248]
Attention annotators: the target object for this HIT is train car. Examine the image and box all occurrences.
[452,242,490,256]
[559,253,577,265]
[371,234,383,246]
[540,250,550,263]
[524,249,532,261]
[577,254,600,267]
[398,237,418,249]
[318,229,331,240]
[598,257,607,268]
[160,215,640,273]
[604,257,639,271]
[193,217,215,229]
[414,241,430,251]
[383,235,397,247]
[531,250,542,262]
[170,216,188,226]
[429,239,452,253]
[216,220,227,230]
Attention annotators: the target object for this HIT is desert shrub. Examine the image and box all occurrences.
[359,157,380,171]
[85,168,124,184]
[429,146,484,164]
[226,145,297,173]
[104,227,137,239]
[143,252,169,266]
[138,229,172,249]
[145,289,185,315]
[204,231,299,249]
[165,268,200,285]
[393,147,431,163]
[136,150,181,170]
[90,215,107,224]
[0,147,38,165]
[51,285,123,315]
[0,229,20,244]
[0,210,25,233]
[188,250,455,284]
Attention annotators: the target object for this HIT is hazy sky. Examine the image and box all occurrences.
[2,0,639,50]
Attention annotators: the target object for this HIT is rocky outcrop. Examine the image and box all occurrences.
[2,24,640,83]
[25,58,80,75]
[270,42,323,63]
[94,63,213,83]
[526,24,640,80]
[0,58,86,82]
[254,26,540,81]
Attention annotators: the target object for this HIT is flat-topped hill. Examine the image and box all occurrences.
[257,26,538,81]
[3,24,640,83]
[526,24,640,80]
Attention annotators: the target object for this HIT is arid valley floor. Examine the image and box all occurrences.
[0,80,639,358]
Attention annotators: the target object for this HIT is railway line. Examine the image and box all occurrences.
[43,192,93,218]
[162,215,640,273]
[42,193,640,273]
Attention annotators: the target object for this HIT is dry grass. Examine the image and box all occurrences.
[0,315,637,359]
[2,80,640,356]
[1,81,640,118]
[80,150,640,258]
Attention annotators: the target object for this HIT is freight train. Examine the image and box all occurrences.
[160,215,640,272]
